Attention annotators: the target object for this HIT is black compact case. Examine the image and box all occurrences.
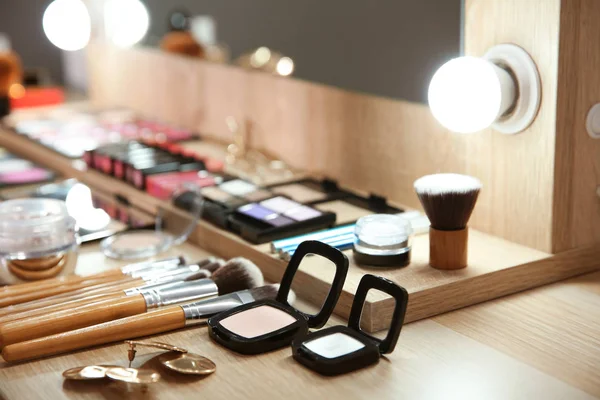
[207,240,349,354]
[292,274,409,376]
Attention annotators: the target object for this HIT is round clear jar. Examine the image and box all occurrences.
[353,214,413,267]
[0,198,79,284]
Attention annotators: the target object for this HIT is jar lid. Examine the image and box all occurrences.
[0,198,78,258]
[101,185,203,260]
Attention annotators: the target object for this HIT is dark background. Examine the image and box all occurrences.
[0,0,462,103]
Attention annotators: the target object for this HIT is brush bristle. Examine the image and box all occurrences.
[196,258,225,273]
[183,269,212,281]
[414,173,481,230]
[211,258,264,295]
[248,285,279,301]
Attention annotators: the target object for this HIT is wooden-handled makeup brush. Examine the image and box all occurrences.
[2,285,294,363]
[0,258,263,347]
[0,259,225,324]
[0,256,186,299]
[414,173,482,270]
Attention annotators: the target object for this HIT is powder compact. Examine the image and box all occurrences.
[101,185,203,259]
[292,274,409,376]
[353,214,413,267]
[230,195,336,243]
[208,240,349,354]
[0,198,79,285]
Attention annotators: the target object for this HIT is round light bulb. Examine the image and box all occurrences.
[428,56,507,134]
[42,0,91,51]
[104,0,150,47]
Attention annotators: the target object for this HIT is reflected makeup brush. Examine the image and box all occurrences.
[0,256,186,300]
[2,285,295,363]
[0,258,263,347]
[0,259,225,324]
[414,173,481,270]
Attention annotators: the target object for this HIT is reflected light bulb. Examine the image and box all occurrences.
[105,0,150,47]
[428,56,514,134]
[42,0,91,51]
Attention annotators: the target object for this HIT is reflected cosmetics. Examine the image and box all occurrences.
[0,149,55,187]
[208,241,349,354]
[292,274,409,376]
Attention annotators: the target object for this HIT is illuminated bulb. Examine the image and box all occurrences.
[104,0,150,47]
[428,44,542,135]
[428,57,515,134]
[251,47,271,68]
[276,57,294,76]
[42,0,91,51]
[8,84,25,99]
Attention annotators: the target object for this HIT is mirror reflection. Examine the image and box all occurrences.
[1,0,461,103]
[290,252,337,316]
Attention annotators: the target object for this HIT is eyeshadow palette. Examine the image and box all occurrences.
[0,149,55,188]
[230,195,336,244]
[13,108,199,158]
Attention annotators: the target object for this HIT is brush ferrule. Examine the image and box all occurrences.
[182,290,256,326]
[142,279,218,308]
[125,268,206,295]
[134,264,200,280]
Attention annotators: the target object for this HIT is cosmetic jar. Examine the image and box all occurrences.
[353,214,413,267]
[0,198,79,284]
[208,240,349,355]
[101,185,203,260]
[292,274,409,376]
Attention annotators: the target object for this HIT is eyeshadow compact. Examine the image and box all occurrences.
[208,240,349,354]
[229,195,336,243]
[292,274,409,376]
[101,185,203,259]
[198,179,275,228]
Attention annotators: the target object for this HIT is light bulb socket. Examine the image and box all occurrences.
[483,44,541,135]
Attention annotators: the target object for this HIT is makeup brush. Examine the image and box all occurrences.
[0,256,186,300]
[0,258,263,347]
[0,259,225,324]
[414,173,482,270]
[2,285,294,363]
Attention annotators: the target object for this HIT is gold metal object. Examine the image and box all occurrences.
[158,352,217,375]
[105,367,161,385]
[62,365,121,381]
[125,340,187,367]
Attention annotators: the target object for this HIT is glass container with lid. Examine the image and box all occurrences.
[0,198,79,284]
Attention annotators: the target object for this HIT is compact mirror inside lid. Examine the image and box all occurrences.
[276,240,349,329]
[101,185,203,259]
[348,275,409,354]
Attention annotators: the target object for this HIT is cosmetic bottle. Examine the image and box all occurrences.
[0,198,79,285]
[0,34,22,118]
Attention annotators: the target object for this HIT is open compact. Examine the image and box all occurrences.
[292,274,409,376]
[207,240,349,354]
[101,185,203,259]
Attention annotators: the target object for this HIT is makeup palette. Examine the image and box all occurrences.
[0,149,55,188]
[208,240,349,354]
[230,195,336,243]
[292,274,408,376]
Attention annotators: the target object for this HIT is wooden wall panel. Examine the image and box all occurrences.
[553,0,600,252]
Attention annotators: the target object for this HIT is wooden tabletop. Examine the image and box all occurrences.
[0,242,598,400]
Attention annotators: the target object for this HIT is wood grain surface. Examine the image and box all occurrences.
[0,244,598,399]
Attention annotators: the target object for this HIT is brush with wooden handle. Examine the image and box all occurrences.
[0,256,185,299]
[0,259,225,324]
[0,257,218,308]
[0,258,262,347]
[414,173,481,270]
[1,285,292,363]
